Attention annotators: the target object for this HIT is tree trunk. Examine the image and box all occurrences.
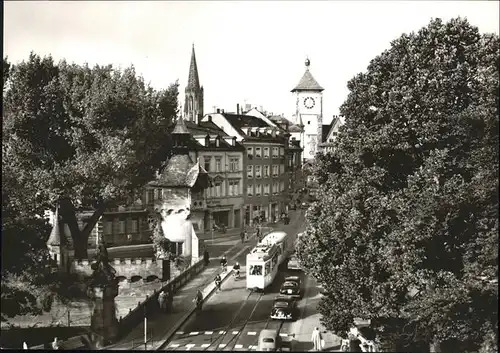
[59,198,108,259]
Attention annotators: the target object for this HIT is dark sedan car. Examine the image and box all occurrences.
[270,295,297,321]
[279,281,301,298]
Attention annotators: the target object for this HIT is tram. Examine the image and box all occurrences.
[246,231,290,291]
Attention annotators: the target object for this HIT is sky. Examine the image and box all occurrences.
[4,1,499,125]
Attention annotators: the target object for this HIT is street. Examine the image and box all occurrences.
[159,210,337,352]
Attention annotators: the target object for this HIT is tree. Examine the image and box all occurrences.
[3,52,179,259]
[298,18,498,352]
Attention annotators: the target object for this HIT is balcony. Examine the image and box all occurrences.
[248,154,253,159]
[247,174,253,179]
[255,154,261,158]
[256,175,261,179]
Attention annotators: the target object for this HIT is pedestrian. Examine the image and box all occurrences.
[22,342,28,350]
[203,249,210,266]
[158,290,166,313]
[165,289,173,312]
[244,230,248,242]
[311,327,323,351]
[51,337,60,350]
[240,229,245,243]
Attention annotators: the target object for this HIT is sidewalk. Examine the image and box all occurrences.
[105,230,261,350]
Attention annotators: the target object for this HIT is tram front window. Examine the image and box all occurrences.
[250,265,263,276]
[265,262,271,275]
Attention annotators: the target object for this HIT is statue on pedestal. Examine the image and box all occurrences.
[88,238,119,346]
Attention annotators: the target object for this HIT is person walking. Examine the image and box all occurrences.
[22,342,28,350]
[158,290,167,313]
[203,249,210,266]
[311,327,323,351]
[240,229,245,243]
[51,337,60,350]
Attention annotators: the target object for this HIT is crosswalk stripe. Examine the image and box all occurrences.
[232,331,239,335]
[201,344,210,348]
[169,343,180,347]
[234,344,243,348]
[279,333,288,337]
[247,331,257,335]
[189,332,199,335]
[186,343,195,348]
[219,330,226,334]
[175,331,184,335]
[205,331,213,335]
[219,344,226,348]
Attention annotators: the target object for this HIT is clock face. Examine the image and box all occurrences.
[304,97,315,109]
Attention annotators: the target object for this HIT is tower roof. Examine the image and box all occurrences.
[173,116,190,134]
[291,58,324,92]
[186,44,200,91]
[47,207,66,246]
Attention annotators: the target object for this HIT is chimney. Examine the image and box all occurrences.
[205,134,210,147]
[232,136,236,146]
[215,136,220,147]
[237,103,240,115]
[221,109,225,113]
[216,108,220,113]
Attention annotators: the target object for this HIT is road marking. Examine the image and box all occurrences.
[189,331,199,335]
[232,330,239,335]
[201,343,210,348]
[176,331,184,335]
[279,333,288,337]
[186,343,195,350]
[247,332,257,336]
[205,331,213,335]
[230,245,250,261]
[219,344,226,348]
[235,344,243,348]
[169,343,180,347]
[219,330,226,334]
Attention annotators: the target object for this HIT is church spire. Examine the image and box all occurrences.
[186,44,200,91]
[184,45,204,123]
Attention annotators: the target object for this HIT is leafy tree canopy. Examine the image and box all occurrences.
[3,52,179,259]
[298,17,498,352]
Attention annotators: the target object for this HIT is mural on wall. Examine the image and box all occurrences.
[307,134,317,156]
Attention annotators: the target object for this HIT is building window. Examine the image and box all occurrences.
[272,165,279,177]
[119,220,126,234]
[215,157,222,172]
[272,147,279,158]
[280,181,285,192]
[280,147,285,157]
[288,156,293,167]
[264,184,270,195]
[131,219,138,233]
[255,147,262,158]
[247,165,253,178]
[215,181,222,197]
[229,180,240,195]
[264,147,270,158]
[273,183,279,195]
[255,165,262,178]
[247,184,253,196]
[229,157,239,172]
[148,189,154,204]
[104,221,113,235]
[255,184,262,196]
[264,165,270,177]
[280,164,285,174]
[247,147,253,159]
[204,157,211,172]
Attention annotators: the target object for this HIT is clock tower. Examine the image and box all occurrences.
[291,58,324,161]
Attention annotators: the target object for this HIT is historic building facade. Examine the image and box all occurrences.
[184,45,204,123]
[291,58,324,162]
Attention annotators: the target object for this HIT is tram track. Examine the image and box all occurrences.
[201,289,264,351]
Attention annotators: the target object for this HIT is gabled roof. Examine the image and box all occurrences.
[222,113,271,136]
[185,120,228,137]
[288,124,304,133]
[186,45,200,91]
[291,68,324,92]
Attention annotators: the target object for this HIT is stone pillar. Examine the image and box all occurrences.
[89,282,119,346]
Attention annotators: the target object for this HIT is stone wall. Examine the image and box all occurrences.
[71,258,164,280]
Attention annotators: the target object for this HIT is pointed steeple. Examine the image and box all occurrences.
[47,207,66,246]
[186,44,200,91]
[173,115,190,134]
[291,57,324,92]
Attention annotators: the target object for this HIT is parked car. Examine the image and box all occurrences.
[287,254,302,271]
[284,275,301,287]
[257,329,282,351]
[270,295,297,320]
[279,281,301,299]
